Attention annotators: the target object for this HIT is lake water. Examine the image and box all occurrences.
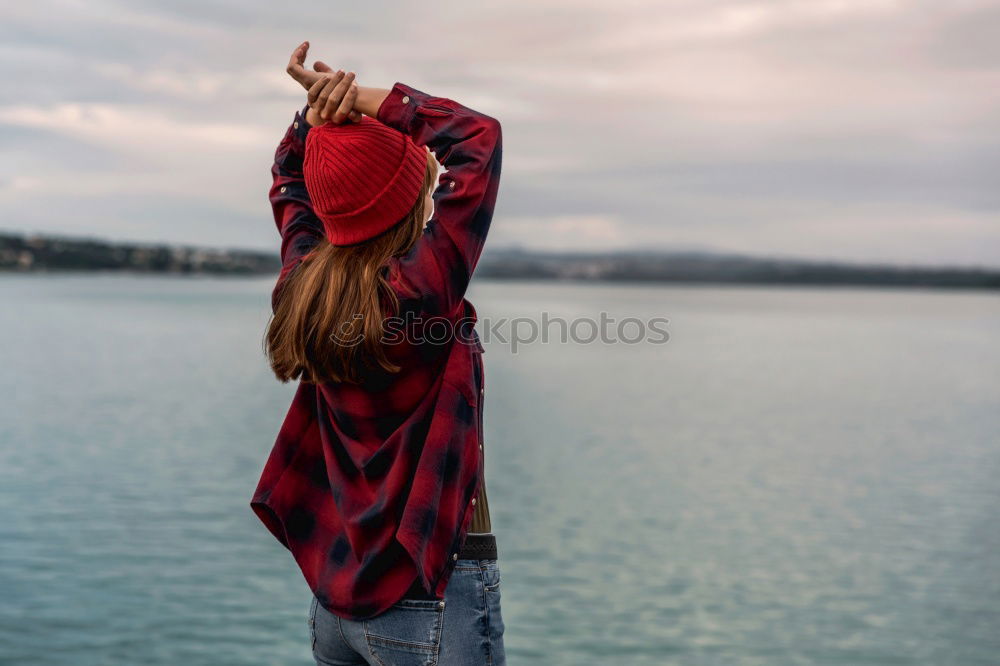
[1,276,998,665]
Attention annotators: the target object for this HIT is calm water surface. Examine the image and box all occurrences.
[1,276,998,665]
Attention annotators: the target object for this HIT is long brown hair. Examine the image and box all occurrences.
[266,150,438,384]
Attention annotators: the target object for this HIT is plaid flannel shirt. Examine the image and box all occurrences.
[251,82,502,620]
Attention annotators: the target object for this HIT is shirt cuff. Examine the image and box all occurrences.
[376,82,423,136]
[291,105,311,146]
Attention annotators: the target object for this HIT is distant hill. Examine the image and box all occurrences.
[2,231,997,290]
[476,248,1000,290]
[0,232,279,275]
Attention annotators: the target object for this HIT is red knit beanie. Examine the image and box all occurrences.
[303,116,428,246]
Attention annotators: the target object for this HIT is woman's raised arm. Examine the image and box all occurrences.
[366,82,503,316]
[268,106,322,311]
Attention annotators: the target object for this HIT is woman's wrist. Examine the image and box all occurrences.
[354,86,391,119]
[305,106,324,127]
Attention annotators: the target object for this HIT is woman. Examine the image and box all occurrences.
[250,42,506,665]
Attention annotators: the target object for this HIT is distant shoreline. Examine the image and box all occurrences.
[2,231,998,290]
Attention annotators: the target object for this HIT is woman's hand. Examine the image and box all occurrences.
[306,71,361,125]
[286,42,361,125]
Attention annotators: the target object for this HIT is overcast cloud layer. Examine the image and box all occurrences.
[1,0,998,266]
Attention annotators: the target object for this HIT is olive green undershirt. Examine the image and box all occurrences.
[468,439,492,534]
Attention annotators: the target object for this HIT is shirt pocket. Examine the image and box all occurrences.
[481,559,501,591]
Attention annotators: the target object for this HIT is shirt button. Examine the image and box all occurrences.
[293,121,299,129]
[471,497,477,506]
[452,552,458,561]
[449,180,456,189]
[279,186,287,193]
[402,95,410,104]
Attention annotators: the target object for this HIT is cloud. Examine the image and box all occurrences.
[492,215,628,251]
[0,104,270,150]
[0,0,997,265]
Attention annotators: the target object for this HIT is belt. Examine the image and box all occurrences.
[458,532,497,560]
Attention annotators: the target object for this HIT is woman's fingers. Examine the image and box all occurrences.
[285,41,307,77]
[313,71,345,114]
[286,41,314,88]
[302,67,362,124]
[331,82,359,124]
[321,71,355,121]
[306,75,326,106]
[308,71,339,107]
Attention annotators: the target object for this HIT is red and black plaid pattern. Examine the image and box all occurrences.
[252,82,502,620]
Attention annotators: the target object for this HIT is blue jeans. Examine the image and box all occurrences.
[309,558,506,665]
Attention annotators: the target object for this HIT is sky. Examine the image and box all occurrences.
[1,0,998,266]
